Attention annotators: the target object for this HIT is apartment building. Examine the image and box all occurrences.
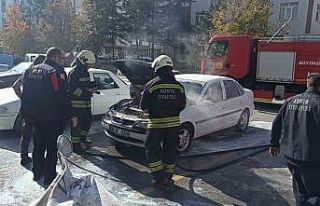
[270,0,320,35]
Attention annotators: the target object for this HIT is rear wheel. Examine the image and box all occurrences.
[177,123,194,152]
[236,109,250,132]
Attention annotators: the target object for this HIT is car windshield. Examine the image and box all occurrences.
[180,81,204,101]
[8,62,33,73]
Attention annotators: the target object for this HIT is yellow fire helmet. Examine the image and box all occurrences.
[77,50,96,65]
[152,55,173,72]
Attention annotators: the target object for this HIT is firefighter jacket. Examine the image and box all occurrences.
[21,59,73,121]
[140,74,186,129]
[68,60,95,109]
[271,88,320,162]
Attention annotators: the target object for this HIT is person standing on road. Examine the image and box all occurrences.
[270,73,320,206]
[140,55,186,187]
[13,55,46,166]
[68,50,97,152]
[21,47,77,185]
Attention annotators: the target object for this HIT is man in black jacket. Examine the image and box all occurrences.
[13,55,46,166]
[270,73,320,206]
[21,47,77,185]
[68,50,96,152]
[140,55,186,187]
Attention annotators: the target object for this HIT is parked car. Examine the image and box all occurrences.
[102,68,255,152]
[0,68,130,132]
[0,62,34,90]
[0,64,9,72]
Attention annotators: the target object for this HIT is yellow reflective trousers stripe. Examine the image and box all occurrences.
[79,77,90,82]
[148,116,180,123]
[147,116,180,128]
[71,100,91,108]
[148,160,164,172]
[148,84,184,93]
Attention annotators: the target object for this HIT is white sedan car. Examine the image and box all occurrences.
[0,68,130,132]
[102,74,255,152]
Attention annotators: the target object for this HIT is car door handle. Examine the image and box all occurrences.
[115,92,121,95]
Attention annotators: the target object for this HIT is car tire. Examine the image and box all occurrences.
[177,123,194,152]
[236,109,250,132]
[13,112,23,136]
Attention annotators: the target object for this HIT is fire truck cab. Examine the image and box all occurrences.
[201,35,320,103]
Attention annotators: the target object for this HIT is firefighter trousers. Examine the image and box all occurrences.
[32,120,63,184]
[286,158,320,206]
[71,108,92,145]
[145,127,180,181]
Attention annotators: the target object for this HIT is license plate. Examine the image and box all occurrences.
[109,125,130,138]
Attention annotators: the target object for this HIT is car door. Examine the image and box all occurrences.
[221,79,243,127]
[91,72,126,115]
[195,80,227,137]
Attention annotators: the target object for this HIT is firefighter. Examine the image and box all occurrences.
[140,55,186,187]
[20,47,77,185]
[68,50,97,152]
[13,54,46,166]
[270,73,320,206]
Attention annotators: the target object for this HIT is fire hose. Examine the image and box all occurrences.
[65,145,268,177]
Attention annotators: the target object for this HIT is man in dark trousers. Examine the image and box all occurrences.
[140,55,186,187]
[270,73,320,206]
[13,55,46,166]
[21,47,77,185]
[68,50,97,152]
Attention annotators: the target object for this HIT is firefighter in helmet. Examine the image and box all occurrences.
[68,50,97,152]
[140,55,186,187]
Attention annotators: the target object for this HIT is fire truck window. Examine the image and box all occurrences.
[223,80,241,99]
[208,41,229,57]
[204,81,223,103]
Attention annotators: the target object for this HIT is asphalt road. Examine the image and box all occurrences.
[0,103,295,206]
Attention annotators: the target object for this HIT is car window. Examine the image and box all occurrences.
[0,74,20,89]
[180,81,203,101]
[93,73,119,90]
[223,80,241,99]
[204,81,223,103]
[208,41,229,57]
[234,81,245,95]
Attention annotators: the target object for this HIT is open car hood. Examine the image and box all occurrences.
[113,59,153,86]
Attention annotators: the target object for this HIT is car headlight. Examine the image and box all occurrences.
[134,121,147,129]
[0,106,8,114]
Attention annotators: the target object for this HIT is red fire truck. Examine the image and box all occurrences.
[200,35,320,103]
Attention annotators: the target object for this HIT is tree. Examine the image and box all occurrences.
[2,4,37,55]
[40,0,76,51]
[211,0,272,37]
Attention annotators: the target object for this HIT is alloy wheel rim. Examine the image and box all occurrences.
[240,112,248,130]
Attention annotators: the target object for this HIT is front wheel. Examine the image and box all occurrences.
[236,109,250,132]
[177,123,193,152]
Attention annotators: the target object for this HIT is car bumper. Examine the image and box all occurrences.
[0,113,17,130]
[101,118,147,148]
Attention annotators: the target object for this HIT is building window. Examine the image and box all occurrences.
[316,4,320,22]
[279,2,299,20]
[195,12,206,24]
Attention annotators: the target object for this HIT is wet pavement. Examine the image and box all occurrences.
[0,104,295,205]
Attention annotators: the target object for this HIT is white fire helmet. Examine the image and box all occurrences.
[77,50,96,65]
[152,55,173,72]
